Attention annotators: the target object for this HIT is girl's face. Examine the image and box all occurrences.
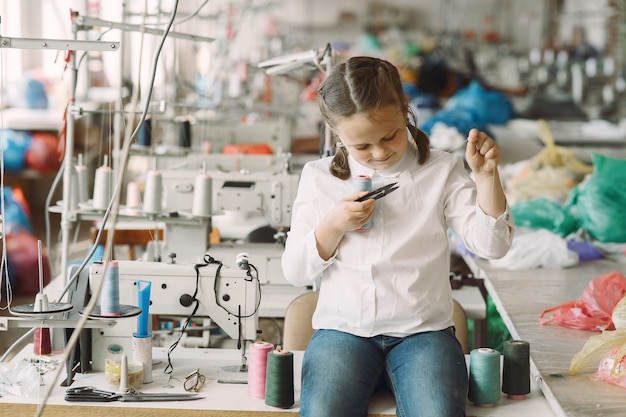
[333,105,408,171]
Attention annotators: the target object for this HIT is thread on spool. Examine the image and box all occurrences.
[192,172,212,217]
[247,341,274,398]
[92,159,112,211]
[126,181,142,209]
[138,116,152,147]
[353,175,372,230]
[264,347,294,408]
[143,170,163,215]
[468,347,501,407]
[502,340,531,399]
[100,261,121,317]
[178,118,191,148]
[33,327,51,355]
[75,155,90,204]
[33,293,52,355]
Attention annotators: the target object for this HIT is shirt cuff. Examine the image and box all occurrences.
[475,203,514,230]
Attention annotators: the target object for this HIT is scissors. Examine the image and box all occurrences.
[355,182,399,202]
[65,386,204,402]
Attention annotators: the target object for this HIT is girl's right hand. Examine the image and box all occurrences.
[328,191,376,233]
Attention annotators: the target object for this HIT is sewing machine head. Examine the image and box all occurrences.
[87,258,260,372]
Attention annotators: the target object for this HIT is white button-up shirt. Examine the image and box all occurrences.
[281,145,514,337]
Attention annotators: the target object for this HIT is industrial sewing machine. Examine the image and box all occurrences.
[147,167,300,264]
[84,164,300,372]
[87,257,260,372]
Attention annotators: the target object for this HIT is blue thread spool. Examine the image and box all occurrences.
[100,261,121,317]
[353,175,372,231]
[178,118,191,148]
[468,347,501,407]
[138,116,152,147]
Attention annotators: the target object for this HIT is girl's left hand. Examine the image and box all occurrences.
[465,129,500,176]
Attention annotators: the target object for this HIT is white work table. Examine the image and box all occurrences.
[1,344,553,416]
[465,256,626,417]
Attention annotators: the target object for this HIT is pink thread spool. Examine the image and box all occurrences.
[247,341,274,398]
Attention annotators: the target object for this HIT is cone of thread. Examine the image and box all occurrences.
[502,340,530,399]
[468,347,501,406]
[247,341,274,398]
[264,348,294,408]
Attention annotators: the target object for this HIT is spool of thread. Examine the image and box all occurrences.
[247,341,274,398]
[143,170,163,215]
[100,261,121,317]
[468,347,501,407]
[132,335,153,384]
[126,181,142,209]
[192,172,212,217]
[264,348,294,409]
[92,161,112,211]
[178,118,191,148]
[75,157,90,205]
[33,292,52,355]
[502,340,531,400]
[69,167,79,210]
[138,116,152,147]
[353,175,372,230]
[34,328,52,355]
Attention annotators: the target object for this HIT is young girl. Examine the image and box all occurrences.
[281,56,514,417]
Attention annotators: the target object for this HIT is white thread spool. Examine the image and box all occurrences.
[92,158,112,211]
[132,335,153,383]
[192,172,212,217]
[68,166,79,210]
[143,170,163,215]
[75,154,90,205]
[126,181,142,209]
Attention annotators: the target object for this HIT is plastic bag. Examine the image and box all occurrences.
[569,294,626,379]
[442,80,515,125]
[565,155,626,243]
[511,197,577,237]
[506,120,592,205]
[488,228,579,270]
[540,271,626,332]
[0,361,41,397]
[593,346,626,388]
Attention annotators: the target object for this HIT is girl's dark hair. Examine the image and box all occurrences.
[318,56,430,180]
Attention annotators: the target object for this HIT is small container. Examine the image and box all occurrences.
[105,357,143,389]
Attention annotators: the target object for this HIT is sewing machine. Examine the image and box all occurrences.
[150,168,300,264]
[88,258,260,372]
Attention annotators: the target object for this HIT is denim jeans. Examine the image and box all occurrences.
[300,328,468,417]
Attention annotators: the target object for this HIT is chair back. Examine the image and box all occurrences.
[282,291,469,354]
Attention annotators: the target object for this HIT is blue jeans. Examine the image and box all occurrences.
[300,328,467,417]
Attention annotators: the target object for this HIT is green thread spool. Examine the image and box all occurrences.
[468,348,501,406]
[502,340,530,399]
[264,348,294,408]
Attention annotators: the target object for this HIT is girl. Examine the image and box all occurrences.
[281,56,514,417]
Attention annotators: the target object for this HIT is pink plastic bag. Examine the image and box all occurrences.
[540,271,626,332]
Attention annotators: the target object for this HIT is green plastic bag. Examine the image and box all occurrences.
[511,197,577,237]
[565,153,626,243]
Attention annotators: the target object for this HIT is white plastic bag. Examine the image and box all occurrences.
[488,228,579,270]
[0,361,41,398]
